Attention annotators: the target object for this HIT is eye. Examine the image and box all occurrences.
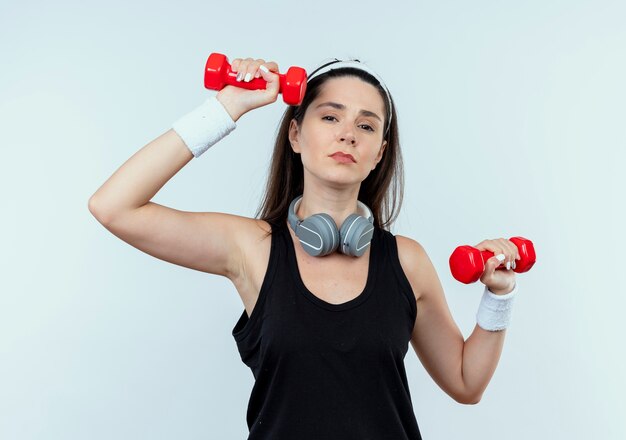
[322,116,375,132]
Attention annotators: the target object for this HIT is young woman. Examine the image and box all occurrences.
[88,55,520,440]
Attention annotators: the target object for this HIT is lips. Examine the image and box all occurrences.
[329,152,356,163]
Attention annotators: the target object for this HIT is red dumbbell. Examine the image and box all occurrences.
[204,52,307,106]
[449,237,536,284]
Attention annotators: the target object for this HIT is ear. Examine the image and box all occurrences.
[288,119,301,153]
[372,140,387,170]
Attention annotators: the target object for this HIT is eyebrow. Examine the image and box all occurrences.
[314,101,382,123]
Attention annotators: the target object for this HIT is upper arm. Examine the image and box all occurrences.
[90,201,259,280]
[396,235,470,403]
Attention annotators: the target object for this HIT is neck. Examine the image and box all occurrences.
[296,188,365,229]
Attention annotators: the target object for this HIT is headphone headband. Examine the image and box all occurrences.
[288,195,373,232]
[287,195,375,257]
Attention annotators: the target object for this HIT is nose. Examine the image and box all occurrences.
[339,127,356,144]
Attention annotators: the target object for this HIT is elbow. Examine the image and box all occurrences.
[88,196,112,225]
[88,196,103,219]
[461,396,482,405]
[456,391,482,405]
[88,196,98,215]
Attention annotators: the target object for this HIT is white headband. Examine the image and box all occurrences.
[306,59,393,135]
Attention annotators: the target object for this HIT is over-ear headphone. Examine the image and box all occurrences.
[287,195,375,257]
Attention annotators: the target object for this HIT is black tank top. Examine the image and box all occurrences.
[231,220,422,440]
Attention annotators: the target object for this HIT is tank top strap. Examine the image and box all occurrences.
[377,228,418,321]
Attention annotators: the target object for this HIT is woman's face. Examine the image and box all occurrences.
[288,76,388,189]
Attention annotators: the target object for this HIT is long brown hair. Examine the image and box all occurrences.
[254,65,404,238]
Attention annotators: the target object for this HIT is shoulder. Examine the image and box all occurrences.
[394,234,437,303]
[394,234,428,266]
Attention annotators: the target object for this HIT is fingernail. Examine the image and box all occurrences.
[512,261,516,270]
[506,261,511,270]
[236,72,243,81]
[244,72,252,82]
[259,65,269,73]
[495,254,505,262]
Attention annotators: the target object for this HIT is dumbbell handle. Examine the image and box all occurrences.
[204,53,307,106]
[449,236,537,284]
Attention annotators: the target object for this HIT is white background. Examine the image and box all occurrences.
[1,0,625,438]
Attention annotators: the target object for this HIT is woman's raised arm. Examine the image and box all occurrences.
[87,56,281,279]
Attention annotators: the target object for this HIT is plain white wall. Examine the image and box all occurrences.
[1,0,624,438]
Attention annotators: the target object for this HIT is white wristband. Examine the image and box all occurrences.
[172,95,236,158]
[476,283,518,332]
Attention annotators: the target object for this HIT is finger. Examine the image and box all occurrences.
[233,57,251,79]
[247,59,266,81]
[497,238,515,269]
[256,61,279,79]
[242,57,255,82]
[243,58,261,82]
[504,241,514,270]
[476,239,501,254]
[484,253,505,276]
[494,239,509,269]
[263,61,279,72]
[259,64,271,77]
[245,59,260,82]
[484,241,503,259]
[231,58,242,73]
[258,64,280,96]
[252,59,267,78]
[236,57,254,82]
[258,64,271,80]
[504,239,518,267]
[490,252,506,271]
[473,240,488,250]
[234,58,245,81]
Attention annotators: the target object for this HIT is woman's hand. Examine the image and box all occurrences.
[216,57,281,122]
[474,238,519,295]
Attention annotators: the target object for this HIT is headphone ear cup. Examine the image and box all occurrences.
[297,213,340,257]
[339,214,375,257]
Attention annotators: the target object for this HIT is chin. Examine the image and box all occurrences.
[304,163,366,186]
[324,173,366,189]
